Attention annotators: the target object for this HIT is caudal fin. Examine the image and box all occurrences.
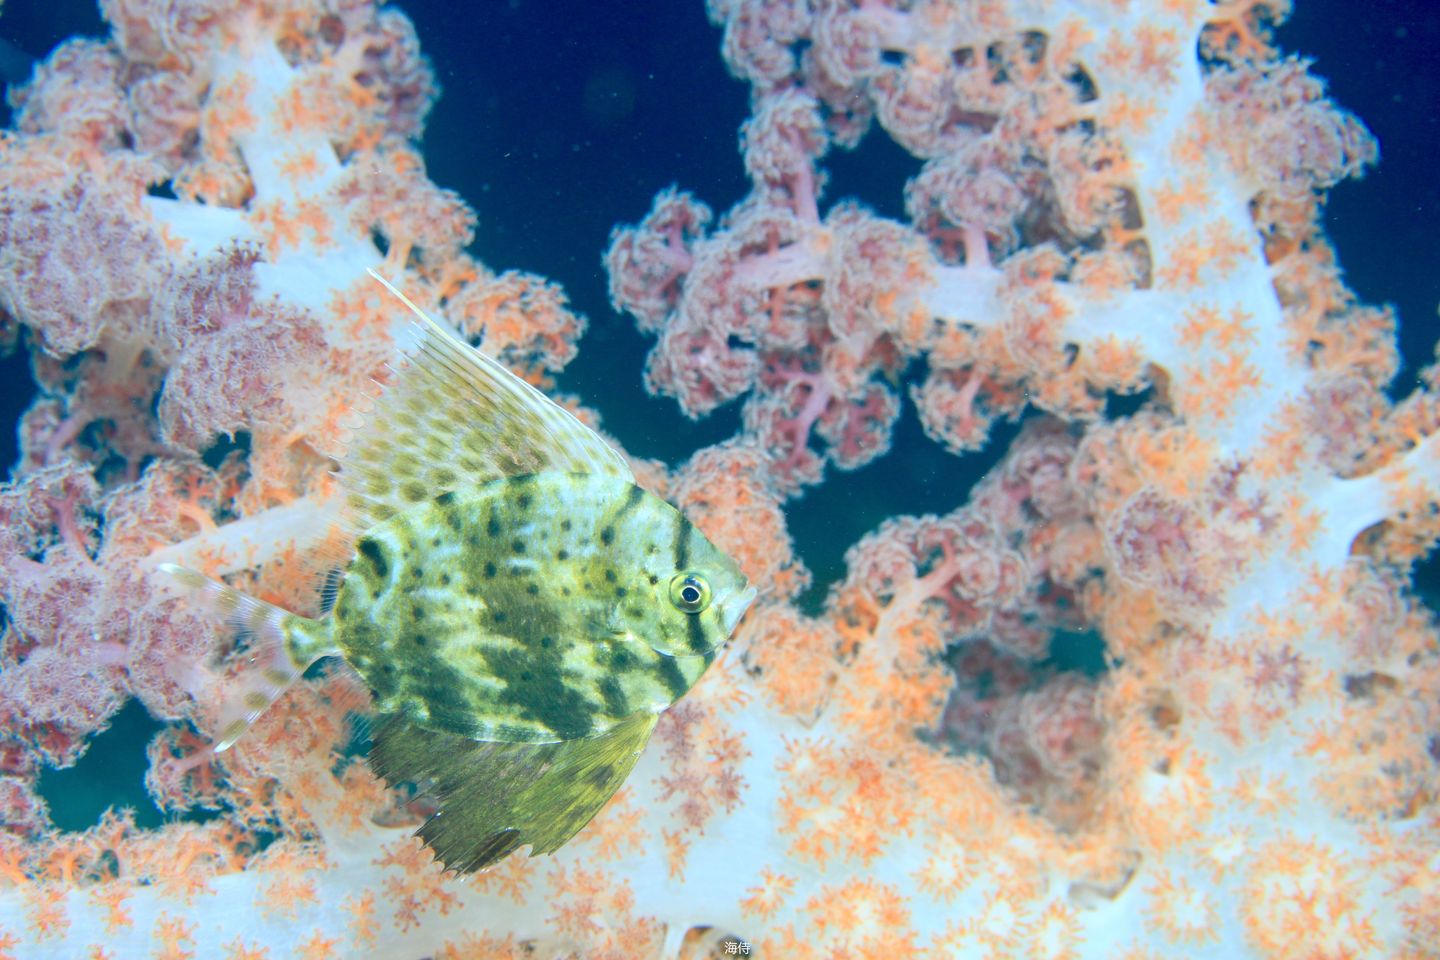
[156,563,339,751]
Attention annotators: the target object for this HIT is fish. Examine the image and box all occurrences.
[157,269,756,872]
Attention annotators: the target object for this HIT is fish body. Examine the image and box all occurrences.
[335,472,736,743]
[158,271,754,872]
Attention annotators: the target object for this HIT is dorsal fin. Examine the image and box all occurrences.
[336,270,632,535]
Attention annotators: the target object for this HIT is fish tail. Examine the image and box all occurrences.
[156,562,339,752]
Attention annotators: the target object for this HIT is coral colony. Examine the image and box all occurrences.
[0,0,1437,958]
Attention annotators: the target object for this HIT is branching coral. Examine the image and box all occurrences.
[0,0,1435,957]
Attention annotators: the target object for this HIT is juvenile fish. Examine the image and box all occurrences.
[159,270,755,872]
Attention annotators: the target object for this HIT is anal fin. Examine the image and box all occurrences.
[368,708,660,873]
[156,563,339,751]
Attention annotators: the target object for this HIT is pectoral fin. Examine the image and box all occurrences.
[368,707,660,873]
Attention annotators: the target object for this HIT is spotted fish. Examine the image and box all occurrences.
[158,270,755,872]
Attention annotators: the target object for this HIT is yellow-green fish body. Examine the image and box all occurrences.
[336,472,737,743]
[158,270,754,873]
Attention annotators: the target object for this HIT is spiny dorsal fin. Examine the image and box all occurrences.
[337,270,632,535]
[368,708,659,873]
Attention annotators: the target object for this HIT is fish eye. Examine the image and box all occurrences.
[668,573,711,614]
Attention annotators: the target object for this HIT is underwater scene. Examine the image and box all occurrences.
[0,0,1437,956]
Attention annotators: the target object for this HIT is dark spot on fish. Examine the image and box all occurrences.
[431,536,442,547]
[561,519,572,531]
[557,549,569,561]
[415,634,428,646]
[436,491,456,507]
[512,539,526,553]
[599,677,627,715]
[401,480,427,502]
[615,586,627,598]
[410,566,424,580]
[562,587,571,596]
[601,527,615,545]
[372,589,382,599]
[605,569,617,583]
[484,562,497,578]
[382,663,395,674]
[494,611,508,624]
[588,763,616,788]
[439,573,450,585]
[357,538,388,580]
[487,516,501,537]
[526,583,540,595]
[647,544,657,555]
[517,493,532,510]
[412,605,425,620]
[520,672,533,682]
[540,636,552,648]
[611,647,634,670]
[648,574,659,585]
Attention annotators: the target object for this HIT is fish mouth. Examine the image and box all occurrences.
[721,584,758,635]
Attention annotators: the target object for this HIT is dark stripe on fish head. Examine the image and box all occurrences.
[686,611,710,655]
[654,653,689,700]
[672,512,691,571]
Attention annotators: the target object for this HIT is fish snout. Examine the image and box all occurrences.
[721,584,757,635]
